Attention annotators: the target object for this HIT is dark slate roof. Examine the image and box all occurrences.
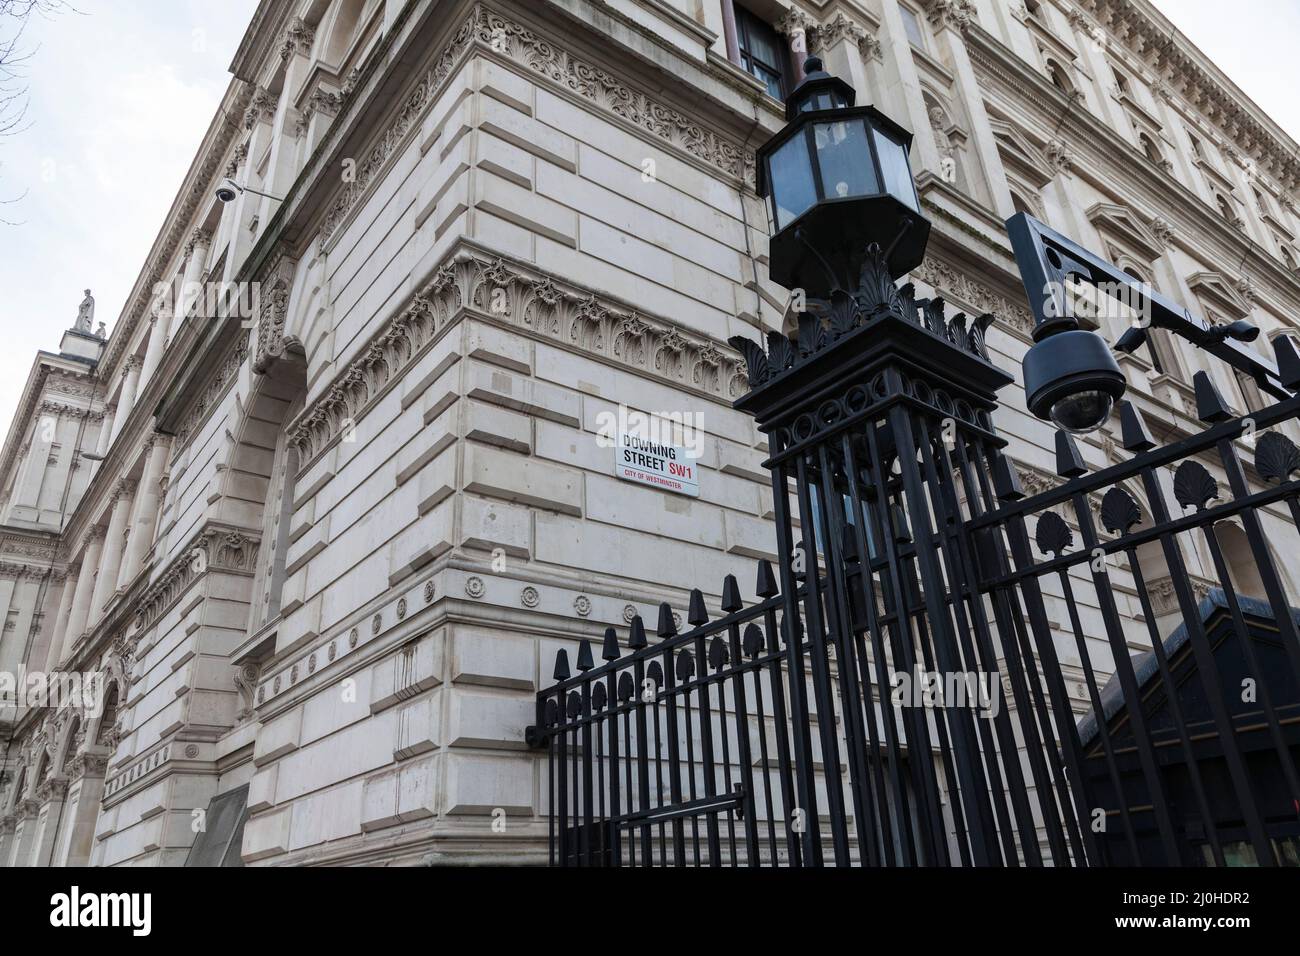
[1076,589,1299,747]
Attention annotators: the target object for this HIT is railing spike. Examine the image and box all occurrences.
[1054,429,1087,478]
[601,626,620,661]
[992,452,1024,501]
[552,648,571,681]
[576,639,594,672]
[720,574,742,612]
[1192,370,1233,423]
[1117,399,1156,451]
[657,601,677,638]
[687,588,709,626]
[1274,334,1300,390]
[756,559,778,598]
[628,615,647,649]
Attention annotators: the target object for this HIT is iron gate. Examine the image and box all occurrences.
[527,244,1300,866]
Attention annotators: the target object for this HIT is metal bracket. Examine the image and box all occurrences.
[1006,212,1291,400]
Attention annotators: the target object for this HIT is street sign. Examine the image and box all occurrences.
[614,433,700,497]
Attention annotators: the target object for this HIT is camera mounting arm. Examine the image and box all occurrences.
[1006,211,1294,402]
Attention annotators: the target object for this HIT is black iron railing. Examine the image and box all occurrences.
[528,245,1300,866]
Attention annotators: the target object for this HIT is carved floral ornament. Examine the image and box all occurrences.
[809,12,882,61]
[317,4,754,249]
[288,249,749,465]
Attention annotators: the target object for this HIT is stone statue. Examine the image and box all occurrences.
[74,290,95,332]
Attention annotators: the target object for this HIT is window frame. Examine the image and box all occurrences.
[734,5,790,101]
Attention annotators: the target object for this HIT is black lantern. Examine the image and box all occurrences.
[756,56,930,298]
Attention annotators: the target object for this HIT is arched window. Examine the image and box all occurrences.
[241,354,309,635]
[1214,522,1267,599]
[61,717,81,773]
[1139,132,1163,165]
[96,684,119,747]
[1122,267,1167,375]
[1011,193,1037,217]
[1046,59,1075,95]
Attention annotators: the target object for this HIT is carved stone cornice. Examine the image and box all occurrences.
[171,331,251,448]
[289,245,749,465]
[95,81,250,395]
[911,256,1034,338]
[1076,0,1300,191]
[318,5,753,248]
[135,524,261,633]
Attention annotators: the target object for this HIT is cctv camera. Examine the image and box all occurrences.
[215,178,242,203]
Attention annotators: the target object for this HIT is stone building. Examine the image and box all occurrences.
[1,0,1298,866]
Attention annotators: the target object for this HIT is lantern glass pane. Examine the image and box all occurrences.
[813,119,877,201]
[872,126,918,211]
[769,132,818,230]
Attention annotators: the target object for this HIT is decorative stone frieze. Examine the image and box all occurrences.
[172,331,250,447]
[288,248,749,465]
[134,524,261,633]
[318,5,753,247]
[911,257,1035,337]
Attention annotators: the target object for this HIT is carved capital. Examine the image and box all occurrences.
[927,0,977,33]
[243,88,276,130]
[776,6,815,38]
[279,16,315,60]
[813,12,881,61]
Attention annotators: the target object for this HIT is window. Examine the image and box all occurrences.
[1123,267,1166,375]
[1216,193,1237,224]
[736,6,789,100]
[1232,369,1264,414]
[1112,67,1129,95]
[899,4,926,49]
[1139,132,1163,166]
[1187,129,1205,161]
[1282,244,1296,270]
[1011,193,1037,217]
[1046,58,1074,95]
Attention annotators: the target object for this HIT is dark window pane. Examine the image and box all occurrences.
[737,7,787,99]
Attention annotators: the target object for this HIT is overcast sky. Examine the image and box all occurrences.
[0,0,1296,447]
